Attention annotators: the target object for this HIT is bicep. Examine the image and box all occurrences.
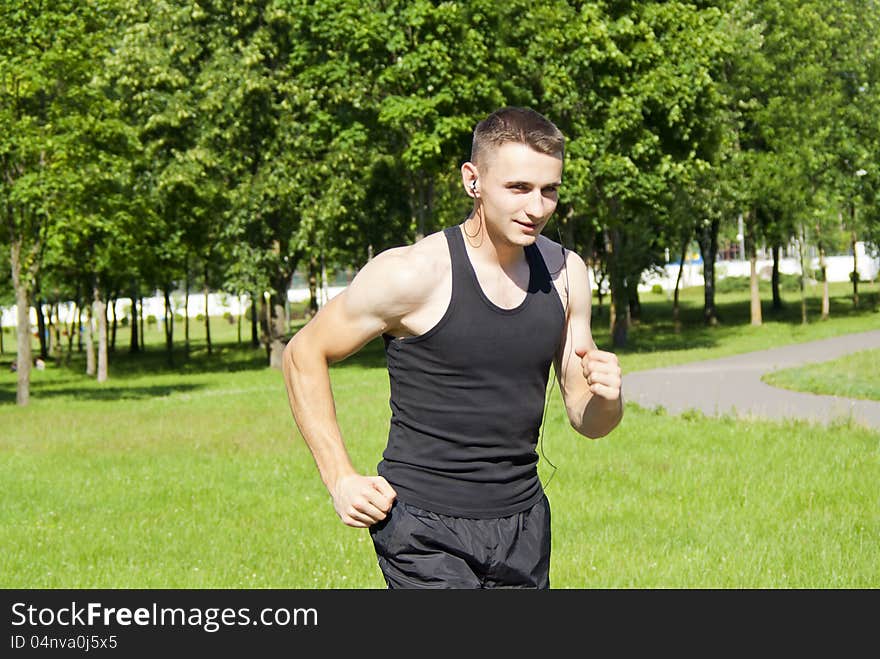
[291,289,385,364]
[287,249,416,364]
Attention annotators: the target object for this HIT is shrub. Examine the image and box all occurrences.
[715,276,750,294]
[651,284,664,295]
[780,273,803,292]
[146,315,157,325]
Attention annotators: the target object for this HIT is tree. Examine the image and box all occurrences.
[1,0,120,403]
[515,1,729,346]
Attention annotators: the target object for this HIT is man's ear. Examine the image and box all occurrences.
[461,161,480,198]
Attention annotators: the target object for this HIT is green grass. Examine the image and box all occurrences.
[762,349,880,402]
[607,280,880,373]
[1,282,878,588]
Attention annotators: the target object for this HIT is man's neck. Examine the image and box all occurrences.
[462,213,527,270]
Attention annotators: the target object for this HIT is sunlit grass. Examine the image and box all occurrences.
[763,349,880,402]
[1,282,878,588]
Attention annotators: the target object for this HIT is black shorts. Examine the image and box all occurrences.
[368,495,551,589]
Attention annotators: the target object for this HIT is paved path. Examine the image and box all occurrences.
[623,330,880,429]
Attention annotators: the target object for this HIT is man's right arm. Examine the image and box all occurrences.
[281,246,428,527]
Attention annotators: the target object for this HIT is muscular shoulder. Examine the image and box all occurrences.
[342,230,450,323]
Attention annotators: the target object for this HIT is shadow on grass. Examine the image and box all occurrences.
[49,343,270,379]
[589,286,879,355]
[0,382,204,404]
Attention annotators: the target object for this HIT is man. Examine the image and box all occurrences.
[282,107,623,589]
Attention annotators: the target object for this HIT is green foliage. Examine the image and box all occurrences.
[3,0,879,368]
[715,274,802,294]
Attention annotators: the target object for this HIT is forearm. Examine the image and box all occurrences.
[282,339,357,493]
[569,392,624,439]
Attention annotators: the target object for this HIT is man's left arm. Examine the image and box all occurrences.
[554,249,623,438]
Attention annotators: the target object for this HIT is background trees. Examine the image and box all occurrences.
[4,0,879,404]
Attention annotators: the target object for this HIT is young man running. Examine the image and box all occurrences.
[282,107,623,588]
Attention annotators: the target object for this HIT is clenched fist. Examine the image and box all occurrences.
[575,348,622,401]
[332,474,397,528]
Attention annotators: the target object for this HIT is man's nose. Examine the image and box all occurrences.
[525,189,550,219]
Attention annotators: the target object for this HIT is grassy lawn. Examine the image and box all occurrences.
[1,281,878,588]
[763,348,880,402]
[605,280,880,373]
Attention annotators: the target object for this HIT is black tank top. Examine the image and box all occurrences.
[378,225,566,518]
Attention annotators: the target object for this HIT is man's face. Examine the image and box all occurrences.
[477,142,563,248]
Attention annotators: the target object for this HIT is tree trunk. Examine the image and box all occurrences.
[77,304,83,353]
[55,301,64,361]
[11,240,32,405]
[607,229,629,349]
[672,232,689,333]
[628,288,641,325]
[51,301,62,361]
[411,175,433,242]
[250,292,259,347]
[85,301,96,377]
[204,263,212,355]
[129,294,140,353]
[65,301,76,364]
[771,244,782,311]
[593,265,606,317]
[184,262,190,354]
[819,245,829,320]
[35,295,48,361]
[139,296,145,351]
[44,302,52,358]
[749,252,762,326]
[267,278,289,369]
[163,287,174,365]
[260,293,270,363]
[797,224,808,325]
[94,285,108,382]
[15,286,32,404]
[110,296,118,353]
[320,252,328,310]
[47,302,56,357]
[307,256,319,319]
[746,211,761,327]
[851,221,859,308]
[697,218,719,326]
[237,295,243,345]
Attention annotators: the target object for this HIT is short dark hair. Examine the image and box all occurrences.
[470,107,564,169]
